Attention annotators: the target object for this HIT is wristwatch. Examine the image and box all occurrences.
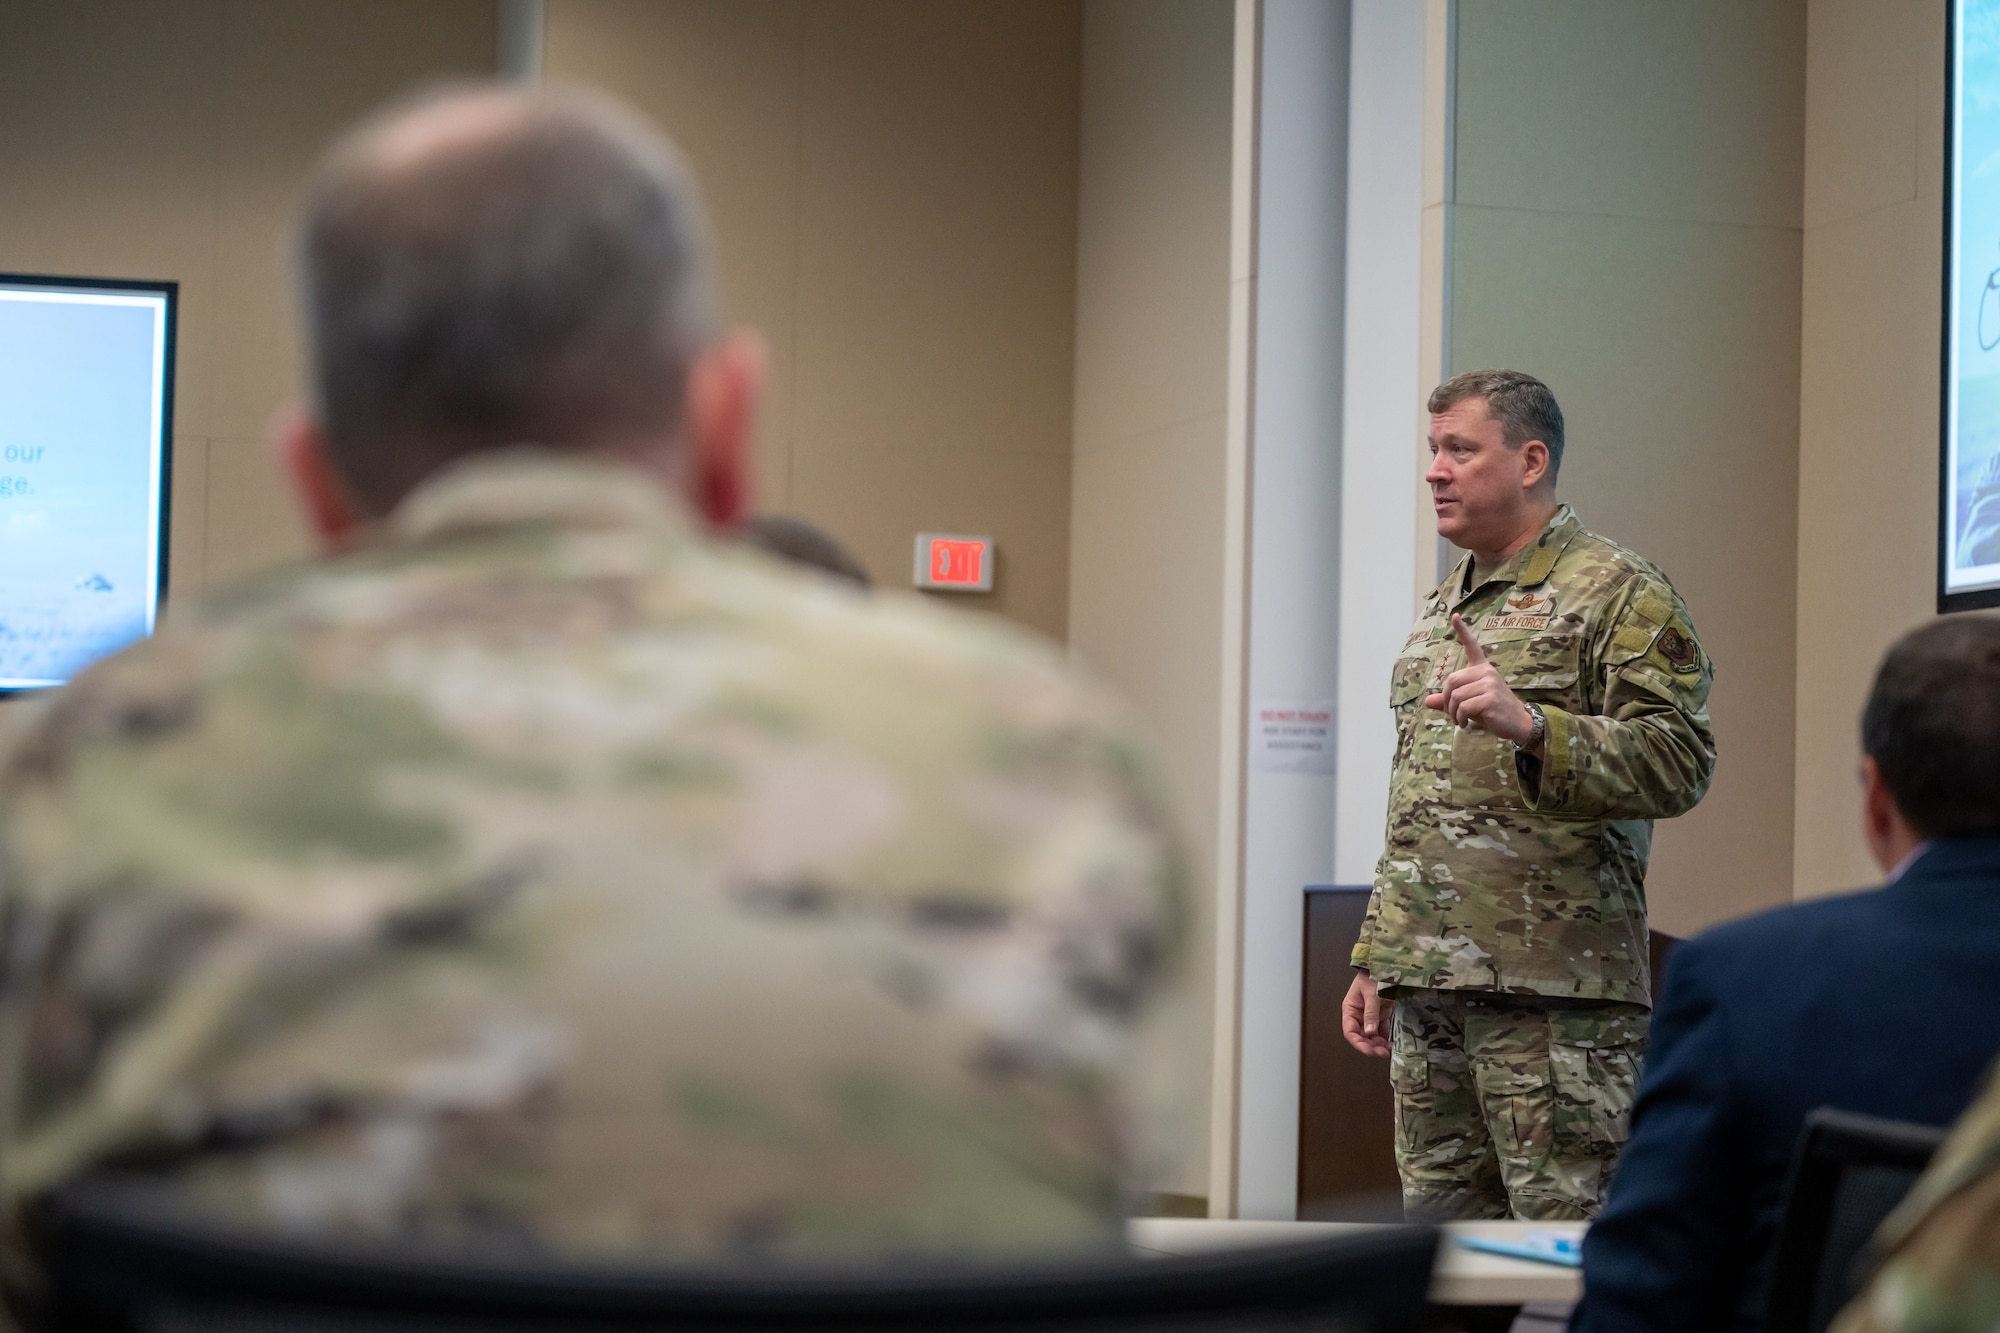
[1520,703,1547,750]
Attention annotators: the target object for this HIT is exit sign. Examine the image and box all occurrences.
[913,533,993,591]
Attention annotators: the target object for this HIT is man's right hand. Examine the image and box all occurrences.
[1342,971,1391,1057]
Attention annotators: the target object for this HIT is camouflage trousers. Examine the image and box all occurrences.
[1388,988,1648,1221]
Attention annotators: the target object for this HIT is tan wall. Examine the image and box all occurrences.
[1793,0,1948,898]
[1446,0,1807,936]
[1,2,1081,645]
[1069,0,1237,1199]
[545,0,1082,641]
[0,0,497,595]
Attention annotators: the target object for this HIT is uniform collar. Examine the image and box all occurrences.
[1448,504,1582,604]
[389,447,696,548]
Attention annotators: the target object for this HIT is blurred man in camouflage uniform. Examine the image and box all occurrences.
[1340,370,1715,1221]
[1834,1065,2000,1333]
[0,85,1187,1278]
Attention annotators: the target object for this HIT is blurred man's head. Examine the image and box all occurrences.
[1425,369,1564,560]
[1860,616,2000,870]
[283,84,761,538]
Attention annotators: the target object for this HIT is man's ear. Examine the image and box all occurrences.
[1520,439,1551,492]
[683,331,766,529]
[276,409,368,551]
[1861,755,1918,875]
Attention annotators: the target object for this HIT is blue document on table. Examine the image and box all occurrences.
[1454,1232,1583,1268]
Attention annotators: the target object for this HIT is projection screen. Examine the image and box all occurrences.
[1946,0,2000,611]
[0,275,175,687]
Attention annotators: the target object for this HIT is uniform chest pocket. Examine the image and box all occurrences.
[1444,630,1584,811]
[1389,653,1434,709]
[1481,629,1585,705]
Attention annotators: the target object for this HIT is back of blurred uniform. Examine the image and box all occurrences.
[0,84,1188,1274]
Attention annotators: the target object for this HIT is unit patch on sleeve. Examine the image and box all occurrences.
[1654,624,1700,674]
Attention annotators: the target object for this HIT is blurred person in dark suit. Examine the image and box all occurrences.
[1571,616,2000,1332]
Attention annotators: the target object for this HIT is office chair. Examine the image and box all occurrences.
[1762,1107,1949,1333]
[20,1177,1441,1333]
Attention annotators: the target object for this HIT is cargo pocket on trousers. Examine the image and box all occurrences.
[1390,1047,1429,1094]
[1474,1055,1552,1162]
[1388,1038,1428,1149]
[1549,1040,1642,1145]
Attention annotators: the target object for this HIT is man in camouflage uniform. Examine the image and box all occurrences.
[1834,1064,2000,1333]
[1341,370,1715,1221]
[0,86,1187,1279]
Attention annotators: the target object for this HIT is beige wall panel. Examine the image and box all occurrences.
[792,447,1072,638]
[1794,197,1941,897]
[1068,0,1236,1206]
[1069,416,1227,1195]
[544,0,805,509]
[1802,0,1921,229]
[0,0,494,594]
[1071,0,1234,455]
[1793,213,1937,899]
[1792,0,1945,899]
[788,0,1080,637]
[1450,204,1802,934]
[203,436,314,583]
[1449,2,1807,935]
[167,436,211,603]
[550,1,1081,636]
[1454,0,1806,229]
[1917,2,1949,206]
[0,1,226,443]
[1069,418,1231,876]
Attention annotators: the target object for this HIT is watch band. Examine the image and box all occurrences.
[1521,703,1547,750]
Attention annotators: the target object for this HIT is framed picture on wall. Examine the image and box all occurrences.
[1944,0,2000,612]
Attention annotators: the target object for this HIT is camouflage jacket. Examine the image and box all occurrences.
[0,450,1188,1269]
[1352,506,1715,1005]
[1832,1062,2000,1333]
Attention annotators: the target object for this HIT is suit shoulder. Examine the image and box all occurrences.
[1674,886,1897,981]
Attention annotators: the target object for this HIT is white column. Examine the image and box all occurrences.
[1333,1,1427,889]
[1230,0,1351,1220]
[1224,0,1428,1220]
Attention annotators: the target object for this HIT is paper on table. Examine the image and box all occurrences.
[1454,1232,1582,1268]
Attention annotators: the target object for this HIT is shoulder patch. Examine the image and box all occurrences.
[1654,625,1698,674]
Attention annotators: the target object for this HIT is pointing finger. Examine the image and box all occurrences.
[1451,614,1487,667]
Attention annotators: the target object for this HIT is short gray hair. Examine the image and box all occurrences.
[299,84,717,512]
[1427,369,1565,482]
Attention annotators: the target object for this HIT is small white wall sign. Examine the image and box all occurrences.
[1250,699,1336,774]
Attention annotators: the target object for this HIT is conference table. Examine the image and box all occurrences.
[1127,1216,1586,1307]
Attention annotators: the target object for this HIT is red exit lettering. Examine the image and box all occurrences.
[929,538,986,586]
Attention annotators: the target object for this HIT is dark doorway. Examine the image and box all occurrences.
[1298,887,1400,1216]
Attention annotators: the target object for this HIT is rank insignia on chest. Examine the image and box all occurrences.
[1483,585,1556,632]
